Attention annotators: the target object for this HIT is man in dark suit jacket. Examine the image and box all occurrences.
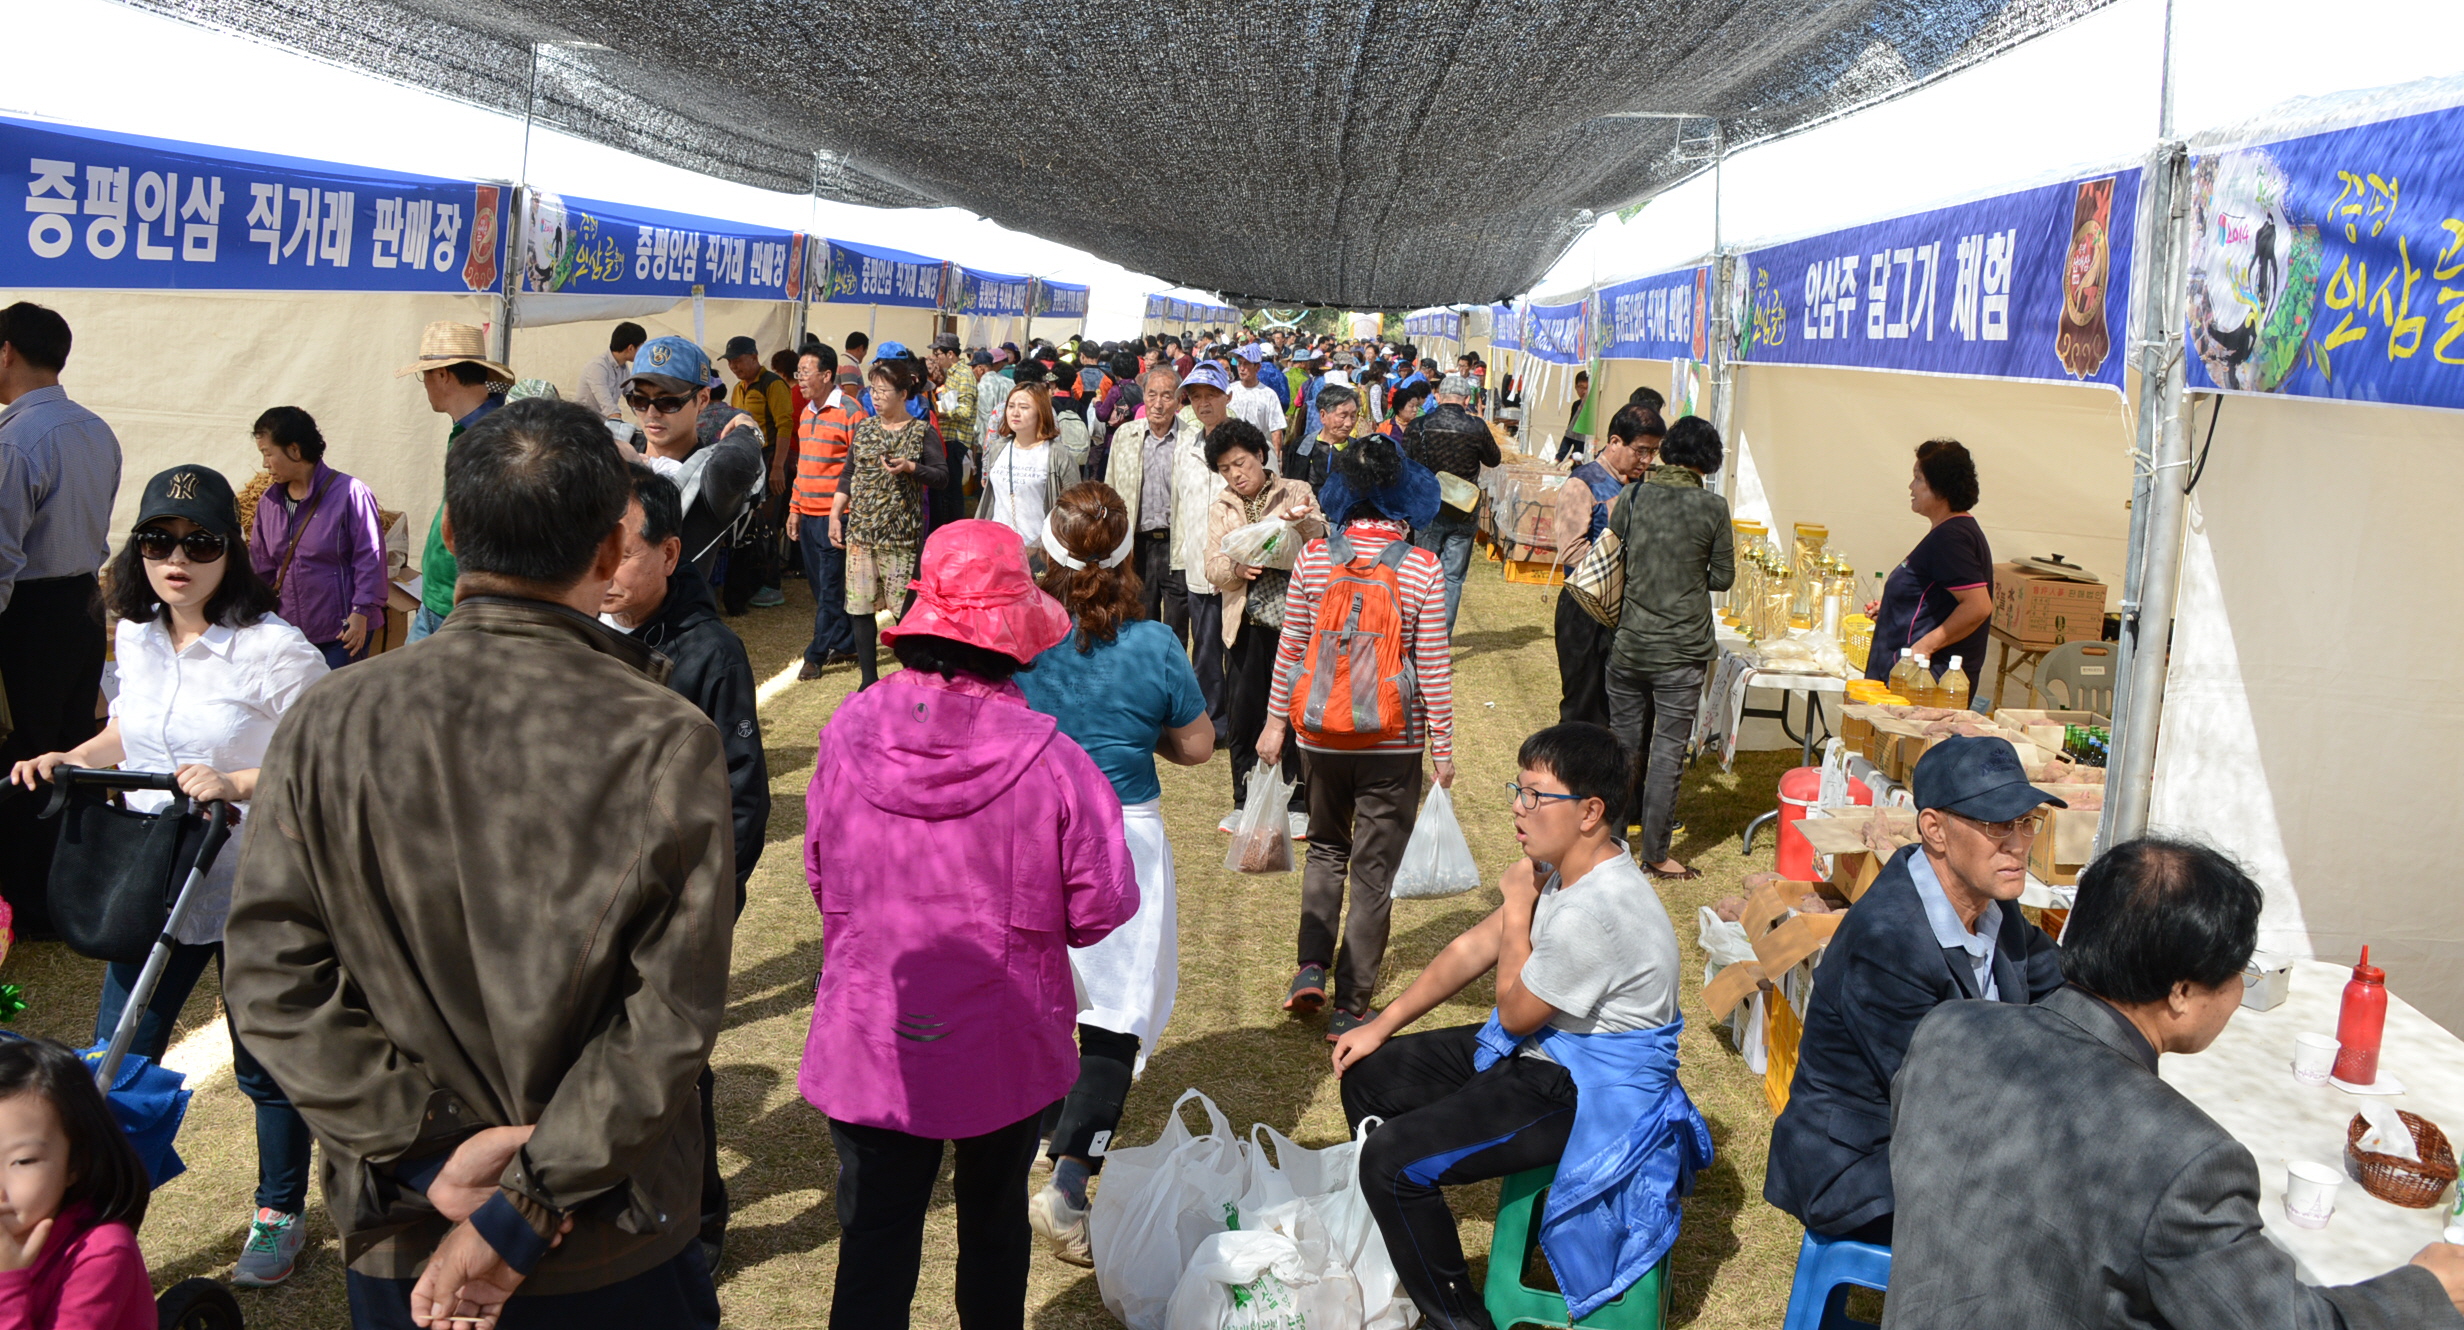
[1764,737,2065,1242]
[1885,837,2464,1329]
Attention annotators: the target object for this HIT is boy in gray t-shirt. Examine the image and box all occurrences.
[1329,723,1682,1326]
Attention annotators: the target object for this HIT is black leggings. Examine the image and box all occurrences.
[829,1109,1042,1330]
[1043,1023,1139,1170]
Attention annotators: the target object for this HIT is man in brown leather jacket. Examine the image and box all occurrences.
[226,397,735,1330]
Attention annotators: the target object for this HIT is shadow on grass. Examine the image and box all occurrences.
[1452,624,1550,658]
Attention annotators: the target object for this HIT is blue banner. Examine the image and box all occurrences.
[1727,169,2140,390]
[1144,293,1167,320]
[1600,265,1710,361]
[958,266,1031,316]
[1166,298,1189,322]
[1490,302,1523,352]
[817,238,946,308]
[515,192,800,301]
[1035,280,1089,319]
[5,115,505,294]
[1402,310,1462,341]
[1525,299,1590,365]
[2185,101,2464,410]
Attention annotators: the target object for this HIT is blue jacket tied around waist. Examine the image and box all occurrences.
[1472,1011,1712,1318]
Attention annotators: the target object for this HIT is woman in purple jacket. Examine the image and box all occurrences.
[800,518,1137,1330]
[247,406,388,669]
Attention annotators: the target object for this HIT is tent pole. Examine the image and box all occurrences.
[1709,250,1736,502]
[2101,140,2193,847]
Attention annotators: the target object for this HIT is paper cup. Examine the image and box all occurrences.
[2292,1033,2340,1086]
[2284,1159,2343,1229]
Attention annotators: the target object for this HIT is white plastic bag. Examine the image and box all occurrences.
[1697,905,1767,1074]
[1392,784,1479,899]
[1221,517,1301,570]
[1225,764,1297,874]
[1163,1227,1319,1330]
[1264,1119,1415,1330]
[1093,1091,1256,1330]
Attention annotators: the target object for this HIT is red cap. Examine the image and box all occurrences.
[2352,945,2385,983]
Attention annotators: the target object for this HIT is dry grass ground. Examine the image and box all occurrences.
[4,562,1806,1327]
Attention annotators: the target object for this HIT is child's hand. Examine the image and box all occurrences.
[0,1216,53,1272]
[1501,857,1541,910]
[1330,1022,1388,1077]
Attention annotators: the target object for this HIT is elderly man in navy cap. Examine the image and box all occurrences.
[1762,736,2067,1246]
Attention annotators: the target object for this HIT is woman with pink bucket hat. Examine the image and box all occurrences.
[798,518,1137,1329]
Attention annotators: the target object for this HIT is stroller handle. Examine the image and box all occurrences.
[40,766,186,820]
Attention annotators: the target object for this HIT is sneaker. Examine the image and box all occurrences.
[1326,1006,1378,1042]
[1283,964,1328,1015]
[1028,1183,1094,1267]
[749,586,787,608]
[1287,811,1310,841]
[1218,811,1241,834]
[231,1208,305,1287]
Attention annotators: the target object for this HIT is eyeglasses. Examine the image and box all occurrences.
[624,391,695,415]
[131,528,228,563]
[1506,781,1588,812]
[1950,811,2041,843]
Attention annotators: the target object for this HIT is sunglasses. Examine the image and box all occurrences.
[132,528,228,563]
[624,391,696,415]
[1949,810,2041,843]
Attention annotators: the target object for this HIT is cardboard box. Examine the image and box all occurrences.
[1991,560,2109,648]
[2027,798,2100,885]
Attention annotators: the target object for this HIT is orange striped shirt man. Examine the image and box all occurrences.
[793,387,869,519]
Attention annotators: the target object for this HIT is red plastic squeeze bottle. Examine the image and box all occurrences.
[2333,946,2388,1086]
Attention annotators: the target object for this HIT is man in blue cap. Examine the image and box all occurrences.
[619,336,764,587]
[1763,736,2066,1246]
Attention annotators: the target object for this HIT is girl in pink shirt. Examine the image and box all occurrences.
[0,1038,154,1330]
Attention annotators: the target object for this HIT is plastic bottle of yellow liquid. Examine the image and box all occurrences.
[1888,648,1920,700]
[1941,655,1971,711]
[1911,654,1941,708]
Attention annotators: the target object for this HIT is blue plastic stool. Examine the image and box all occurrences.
[1779,1229,1892,1330]
[1483,1166,1669,1329]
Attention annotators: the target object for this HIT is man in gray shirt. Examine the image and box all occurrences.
[0,302,123,938]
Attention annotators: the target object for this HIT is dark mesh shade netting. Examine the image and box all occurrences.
[121,0,2113,310]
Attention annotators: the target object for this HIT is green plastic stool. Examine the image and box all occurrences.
[1483,1165,1670,1329]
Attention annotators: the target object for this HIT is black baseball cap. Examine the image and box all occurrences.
[970,350,995,367]
[1911,736,2067,822]
[722,335,759,359]
[134,465,241,540]
[929,333,961,352]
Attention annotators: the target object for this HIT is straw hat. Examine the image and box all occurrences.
[395,321,515,382]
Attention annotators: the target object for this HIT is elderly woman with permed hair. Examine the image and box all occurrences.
[1863,438,1992,704]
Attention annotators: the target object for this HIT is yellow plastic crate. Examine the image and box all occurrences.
[1502,558,1564,587]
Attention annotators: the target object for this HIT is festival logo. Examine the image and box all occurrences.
[2055,176,2116,378]
[785,233,807,304]
[2187,148,2322,392]
[1691,266,1710,361]
[462,185,503,294]
[1728,261,1787,360]
[522,191,574,293]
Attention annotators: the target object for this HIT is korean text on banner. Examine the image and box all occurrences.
[817,238,946,308]
[6,115,505,294]
[515,191,800,301]
[1525,299,1590,365]
[1491,302,1523,352]
[960,267,1032,316]
[1036,281,1090,319]
[1601,266,1712,362]
[2185,100,2464,411]
[1725,169,2142,391]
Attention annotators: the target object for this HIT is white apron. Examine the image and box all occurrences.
[1071,799,1176,1070]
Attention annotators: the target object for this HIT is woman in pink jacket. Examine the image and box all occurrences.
[800,518,1137,1330]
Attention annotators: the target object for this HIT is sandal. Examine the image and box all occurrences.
[1650,863,1702,881]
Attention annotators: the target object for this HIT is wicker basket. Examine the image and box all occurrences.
[2345,1110,2458,1209]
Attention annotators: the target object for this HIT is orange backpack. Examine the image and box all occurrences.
[1293,531,1420,747]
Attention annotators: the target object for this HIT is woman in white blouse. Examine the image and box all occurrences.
[978,383,1083,565]
[9,463,328,1288]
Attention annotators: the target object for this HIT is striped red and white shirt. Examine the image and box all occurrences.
[1267,518,1454,759]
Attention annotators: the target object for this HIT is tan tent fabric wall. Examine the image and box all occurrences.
[508,298,794,403]
[3,286,498,544]
[1730,363,2134,690]
[2151,391,2464,1032]
[810,303,937,357]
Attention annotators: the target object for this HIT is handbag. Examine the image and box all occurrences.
[44,786,211,964]
[1566,526,1624,626]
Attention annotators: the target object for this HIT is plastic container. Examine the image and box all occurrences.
[2333,946,2389,1086]
[1941,655,1972,710]
[1775,766,1873,882]
[1888,648,1920,700]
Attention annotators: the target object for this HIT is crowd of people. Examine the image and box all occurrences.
[2,291,2461,1330]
